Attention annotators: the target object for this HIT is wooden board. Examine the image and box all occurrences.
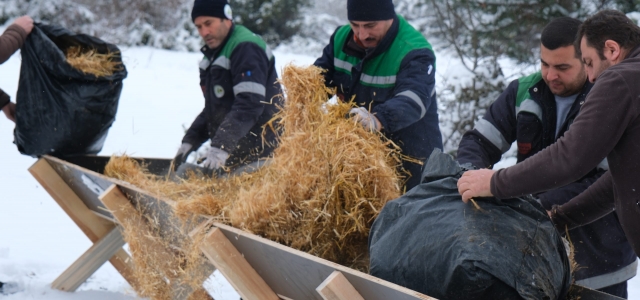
[52,226,126,292]
[100,184,214,300]
[29,158,138,290]
[209,222,435,300]
[36,155,623,300]
[316,271,364,300]
[200,228,279,300]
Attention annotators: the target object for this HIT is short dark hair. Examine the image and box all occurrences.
[576,10,640,60]
[541,17,582,56]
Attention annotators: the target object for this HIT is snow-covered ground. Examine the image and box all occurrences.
[0,42,637,299]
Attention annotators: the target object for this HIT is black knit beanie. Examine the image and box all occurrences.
[191,0,233,22]
[347,0,395,21]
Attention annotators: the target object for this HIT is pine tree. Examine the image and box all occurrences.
[231,0,310,45]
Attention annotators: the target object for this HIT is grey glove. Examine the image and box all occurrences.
[172,143,193,170]
[202,146,229,171]
[349,107,382,131]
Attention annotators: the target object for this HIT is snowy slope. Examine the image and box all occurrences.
[0,43,637,299]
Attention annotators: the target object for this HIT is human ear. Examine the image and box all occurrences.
[603,40,622,61]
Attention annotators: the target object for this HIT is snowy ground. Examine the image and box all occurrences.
[0,42,637,299]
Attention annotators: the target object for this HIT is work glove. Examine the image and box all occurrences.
[172,143,193,170]
[202,146,229,171]
[349,107,382,131]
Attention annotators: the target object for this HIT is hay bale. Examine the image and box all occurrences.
[104,65,406,298]
[65,46,123,77]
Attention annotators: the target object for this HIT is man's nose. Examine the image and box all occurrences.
[358,29,369,40]
[546,68,558,81]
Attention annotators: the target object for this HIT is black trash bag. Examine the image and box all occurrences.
[369,149,571,300]
[14,23,127,157]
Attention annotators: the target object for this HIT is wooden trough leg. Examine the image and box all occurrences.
[316,271,365,300]
[199,227,279,300]
[100,184,213,300]
[29,159,138,291]
[52,226,126,292]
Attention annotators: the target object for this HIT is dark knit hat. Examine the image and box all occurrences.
[347,0,395,21]
[191,0,233,22]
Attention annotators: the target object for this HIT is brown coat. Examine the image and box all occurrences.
[489,45,640,256]
[0,24,28,108]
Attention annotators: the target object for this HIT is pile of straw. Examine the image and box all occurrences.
[65,46,122,77]
[105,65,406,298]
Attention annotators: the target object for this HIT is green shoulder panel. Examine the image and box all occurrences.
[515,72,542,107]
[219,25,269,59]
[332,15,434,88]
[333,25,356,74]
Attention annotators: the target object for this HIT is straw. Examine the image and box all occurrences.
[65,46,123,77]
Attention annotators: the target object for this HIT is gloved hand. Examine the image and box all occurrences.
[172,143,193,170]
[349,107,382,131]
[202,146,229,171]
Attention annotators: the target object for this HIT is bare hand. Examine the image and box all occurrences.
[2,102,16,122]
[13,16,34,35]
[457,169,495,202]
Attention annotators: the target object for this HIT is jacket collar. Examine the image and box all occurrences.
[530,77,592,105]
[342,15,399,61]
[200,23,235,59]
[625,44,640,60]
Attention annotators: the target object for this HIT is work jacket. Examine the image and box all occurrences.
[314,15,442,190]
[0,24,28,109]
[182,24,282,166]
[458,73,637,288]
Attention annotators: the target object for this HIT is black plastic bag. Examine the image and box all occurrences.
[14,23,127,157]
[369,150,571,300]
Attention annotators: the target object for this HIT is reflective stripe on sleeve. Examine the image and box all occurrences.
[233,82,266,97]
[474,119,511,153]
[576,259,637,290]
[396,90,426,118]
[516,99,543,121]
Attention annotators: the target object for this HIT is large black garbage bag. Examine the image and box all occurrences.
[14,23,127,157]
[369,150,571,300]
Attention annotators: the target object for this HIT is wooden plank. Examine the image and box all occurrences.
[52,226,126,292]
[199,227,279,300]
[29,159,138,290]
[316,271,364,300]
[100,184,213,300]
[211,222,435,300]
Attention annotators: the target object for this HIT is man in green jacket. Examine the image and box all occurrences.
[314,0,443,190]
[173,0,282,173]
[457,10,640,261]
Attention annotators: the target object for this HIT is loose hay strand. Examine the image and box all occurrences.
[104,64,405,298]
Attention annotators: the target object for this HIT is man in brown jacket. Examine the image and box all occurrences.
[457,10,640,260]
[0,15,33,123]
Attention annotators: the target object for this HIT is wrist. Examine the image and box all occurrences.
[0,94,9,109]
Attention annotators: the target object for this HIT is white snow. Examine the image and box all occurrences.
[0,41,637,299]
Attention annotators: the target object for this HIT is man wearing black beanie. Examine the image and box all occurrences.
[314,0,442,190]
[173,0,282,172]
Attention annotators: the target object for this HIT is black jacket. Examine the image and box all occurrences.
[182,24,282,166]
[458,74,636,287]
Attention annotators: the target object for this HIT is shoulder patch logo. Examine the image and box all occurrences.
[517,142,532,155]
[214,85,225,98]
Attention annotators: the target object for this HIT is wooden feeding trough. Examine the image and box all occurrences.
[29,155,624,300]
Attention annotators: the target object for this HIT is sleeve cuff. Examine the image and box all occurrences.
[0,91,10,109]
